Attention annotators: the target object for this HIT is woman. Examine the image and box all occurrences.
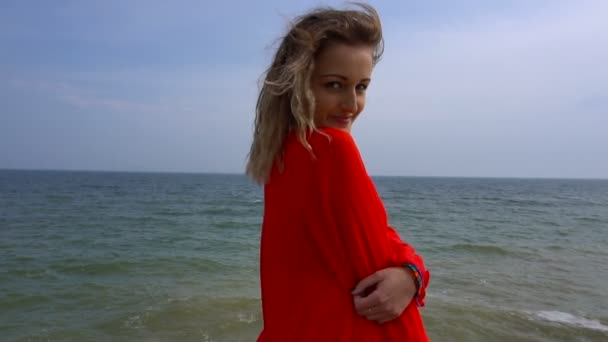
[247,4,430,341]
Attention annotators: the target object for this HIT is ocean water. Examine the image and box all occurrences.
[1,170,607,341]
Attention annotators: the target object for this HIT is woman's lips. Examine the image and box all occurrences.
[330,115,353,127]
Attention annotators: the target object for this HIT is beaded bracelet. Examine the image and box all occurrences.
[403,263,423,306]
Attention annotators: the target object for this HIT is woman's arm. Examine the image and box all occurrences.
[305,128,429,323]
[304,129,397,289]
[351,216,430,324]
[386,225,430,306]
[306,128,429,294]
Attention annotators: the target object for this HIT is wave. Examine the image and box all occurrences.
[503,198,557,207]
[199,207,243,216]
[51,260,135,275]
[109,296,261,340]
[153,209,192,217]
[429,295,608,337]
[532,310,608,332]
[449,243,513,256]
[576,216,606,224]
[1,293,51,309]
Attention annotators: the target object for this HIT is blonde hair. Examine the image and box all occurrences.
[246,3,383,184]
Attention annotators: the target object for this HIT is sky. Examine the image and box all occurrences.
[1,0,607,178]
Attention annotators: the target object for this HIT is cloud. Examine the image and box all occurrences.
[9,78,174,114]
[352,1,608,178]
[7,60,261,117]
[2,1,606,177]
[368,1,608,121]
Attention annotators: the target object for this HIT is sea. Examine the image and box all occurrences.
[1,170,607,341]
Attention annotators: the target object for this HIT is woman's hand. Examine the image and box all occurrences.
[351,267,417,324]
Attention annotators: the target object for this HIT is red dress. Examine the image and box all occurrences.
[258,128,430,341]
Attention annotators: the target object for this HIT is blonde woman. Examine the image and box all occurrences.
[247,4,430,341]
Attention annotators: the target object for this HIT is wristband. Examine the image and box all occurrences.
[403,263,423,306]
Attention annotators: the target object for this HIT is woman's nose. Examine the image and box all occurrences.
[340,89,358,114]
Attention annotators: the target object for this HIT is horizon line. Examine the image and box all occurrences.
[1,168,607,181]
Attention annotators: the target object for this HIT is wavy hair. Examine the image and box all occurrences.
[246,3,383,184]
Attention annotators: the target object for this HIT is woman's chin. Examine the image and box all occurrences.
[319,121,353,132]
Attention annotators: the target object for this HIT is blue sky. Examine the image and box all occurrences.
[1,0,606,178]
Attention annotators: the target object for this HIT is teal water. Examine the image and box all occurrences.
[1,170,607,341]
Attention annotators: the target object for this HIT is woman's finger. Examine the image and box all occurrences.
[353,291,382,315]
[351,272,381,295]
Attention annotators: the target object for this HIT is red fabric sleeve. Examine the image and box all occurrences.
[307,128,429,298]
[387,225,430,306]
[257,128,430,341]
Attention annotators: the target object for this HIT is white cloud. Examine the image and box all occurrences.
[369,0,608,121]
[354,1,608,178]
[3,1,606,177]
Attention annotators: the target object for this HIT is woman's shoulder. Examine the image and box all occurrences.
[283,128,360,168]
[308,127,358,154]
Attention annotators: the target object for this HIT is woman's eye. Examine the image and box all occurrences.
[325,81,341,89]
[356,84,368,92]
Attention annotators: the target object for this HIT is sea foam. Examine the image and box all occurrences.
[534,310,608,332]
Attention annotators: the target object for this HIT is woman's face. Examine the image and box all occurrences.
[311,43,373,132]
